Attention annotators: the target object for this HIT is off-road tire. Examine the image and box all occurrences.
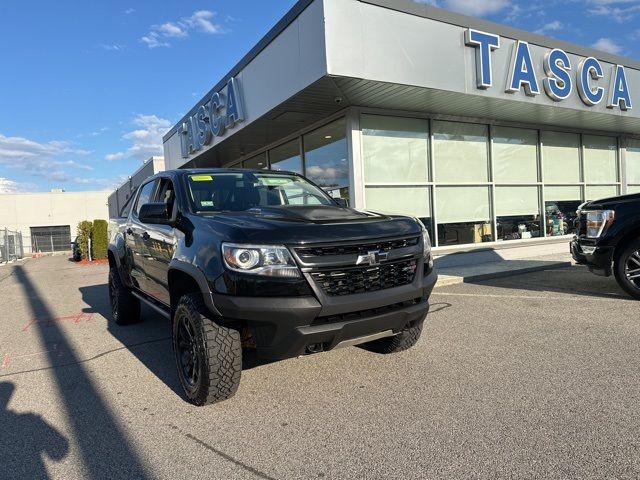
[614,239,640,300]
[108,267,141,325]
[361,320,424,354]
[172,293,242,405]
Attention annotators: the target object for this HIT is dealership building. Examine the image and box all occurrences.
[161,0,640,248]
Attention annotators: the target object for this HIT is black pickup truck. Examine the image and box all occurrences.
[108,169,437,405]
[571,193,640,299]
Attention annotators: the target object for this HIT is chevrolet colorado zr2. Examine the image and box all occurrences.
[108,169,437,405]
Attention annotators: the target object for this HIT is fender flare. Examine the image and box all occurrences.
[168,260,222,317]
[108,242,132,288]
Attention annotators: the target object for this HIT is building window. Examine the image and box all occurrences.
[586,185,618,201]
[492,127,538,183]
[433,121,489,183]
[270,139,302,173]
[436,186,492,245]
[362,115,432,234]
[545,186,581,236]
[30,226,71,253]
[303,118,349,200]
[542,131,580,183]
[365,186,432,233]
[243,152,267,169]
[626,138,640,191]
[362,115,429,183]
[495,186,542,240]
[583,135,618,184]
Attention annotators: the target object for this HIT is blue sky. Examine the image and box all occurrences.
[0,0,639,193]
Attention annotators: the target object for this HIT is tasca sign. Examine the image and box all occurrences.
[465,29,633,111]
[178,77,245,158]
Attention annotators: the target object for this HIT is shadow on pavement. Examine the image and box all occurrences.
[14,266,150,480]
[78,283,276,402]
[0,381,69,479]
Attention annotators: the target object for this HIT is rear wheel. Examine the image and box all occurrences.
[361,320,424,354]
[614,239,640,300]
[108,267,140,325]
[172,294,242,405]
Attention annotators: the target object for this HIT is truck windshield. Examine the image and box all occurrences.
[186,172,336,213]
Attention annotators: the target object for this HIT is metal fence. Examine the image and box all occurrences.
[0,228,25,264]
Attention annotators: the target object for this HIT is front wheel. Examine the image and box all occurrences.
[614,239,640,300]
[172,294,242,405]
[361,320,424,354]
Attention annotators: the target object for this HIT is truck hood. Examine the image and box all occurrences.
[194,205,422,244]
[582,193,640,210]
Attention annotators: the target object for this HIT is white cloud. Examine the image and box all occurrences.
[535,20,563,35]
[586,0,640,22]
[124,8,135,15]
[0,178,30,194]
[592,37,623,54]
[99,43,124,51]
[140,10,223,48]
[415,0,510,16]
[0,133,93,185]
[106,114,171,162]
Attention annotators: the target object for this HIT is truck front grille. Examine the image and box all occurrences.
[296,236,419,258]
[310,259,418,296]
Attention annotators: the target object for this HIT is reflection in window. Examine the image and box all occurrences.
[496,187,541,240]
[627,138,640,184]
[586,185,618,201]
[436,187,492,245]
[304,118,349,200]
[243,153,267,170]
[545,186,581,236]
[433,121,489,183]
[270,139,302,173]
[583,135,617,183]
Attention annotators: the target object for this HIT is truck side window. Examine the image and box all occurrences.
[135,181,157,217]
[119,188,138,218]
[155,178,176,217]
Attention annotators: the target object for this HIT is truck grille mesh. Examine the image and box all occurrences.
[310,259,418,296]
[296,237,419,258]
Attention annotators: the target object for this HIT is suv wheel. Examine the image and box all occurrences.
[361,320,424,354]
[614,239,640,300]
[172,294,242,405]
[108,268,140,325]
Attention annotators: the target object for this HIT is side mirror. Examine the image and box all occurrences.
[334,198,349,208]
[139,202,172,225]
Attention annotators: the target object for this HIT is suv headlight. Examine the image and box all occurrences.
[422,229,433,268]
[586,210,615,238]
[222,243,301,278]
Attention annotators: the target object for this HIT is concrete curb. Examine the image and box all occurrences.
[435,261,573,288]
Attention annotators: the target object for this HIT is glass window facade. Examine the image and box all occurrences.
[627,138,640,191]
[270,139,302,173]
[358,114,626,247]
[304,118,348,199]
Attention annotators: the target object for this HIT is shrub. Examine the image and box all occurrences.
[76,221,93,260]
[91,219,108,260]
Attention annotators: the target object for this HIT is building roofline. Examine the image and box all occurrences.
[162,0,316,142]
[361,0,640,70]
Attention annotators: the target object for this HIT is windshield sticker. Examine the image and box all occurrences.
[190,175,213,182]
[200,200,214,207]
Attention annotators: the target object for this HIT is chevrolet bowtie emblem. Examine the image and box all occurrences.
[356,250,388,266]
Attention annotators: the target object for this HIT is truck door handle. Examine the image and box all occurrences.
[142,232,150,241]
[126,228,133,235]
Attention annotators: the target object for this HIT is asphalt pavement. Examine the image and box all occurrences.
[0,256,639,479]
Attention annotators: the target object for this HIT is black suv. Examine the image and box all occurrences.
[108,169,437,405]
[571,193,640,299]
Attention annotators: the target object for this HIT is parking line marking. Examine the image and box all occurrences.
[431,292,628,303]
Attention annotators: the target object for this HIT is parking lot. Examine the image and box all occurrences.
[1,256,639,479]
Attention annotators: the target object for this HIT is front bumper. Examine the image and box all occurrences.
[570,238,614,276]
[212,267,437,360]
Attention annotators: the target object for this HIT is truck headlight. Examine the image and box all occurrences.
[222,243,301,278]
[586,210,615,238]
[422,229,433,269]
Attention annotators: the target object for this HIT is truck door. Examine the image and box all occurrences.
[126,179,158,292]
[141,177,176,306]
